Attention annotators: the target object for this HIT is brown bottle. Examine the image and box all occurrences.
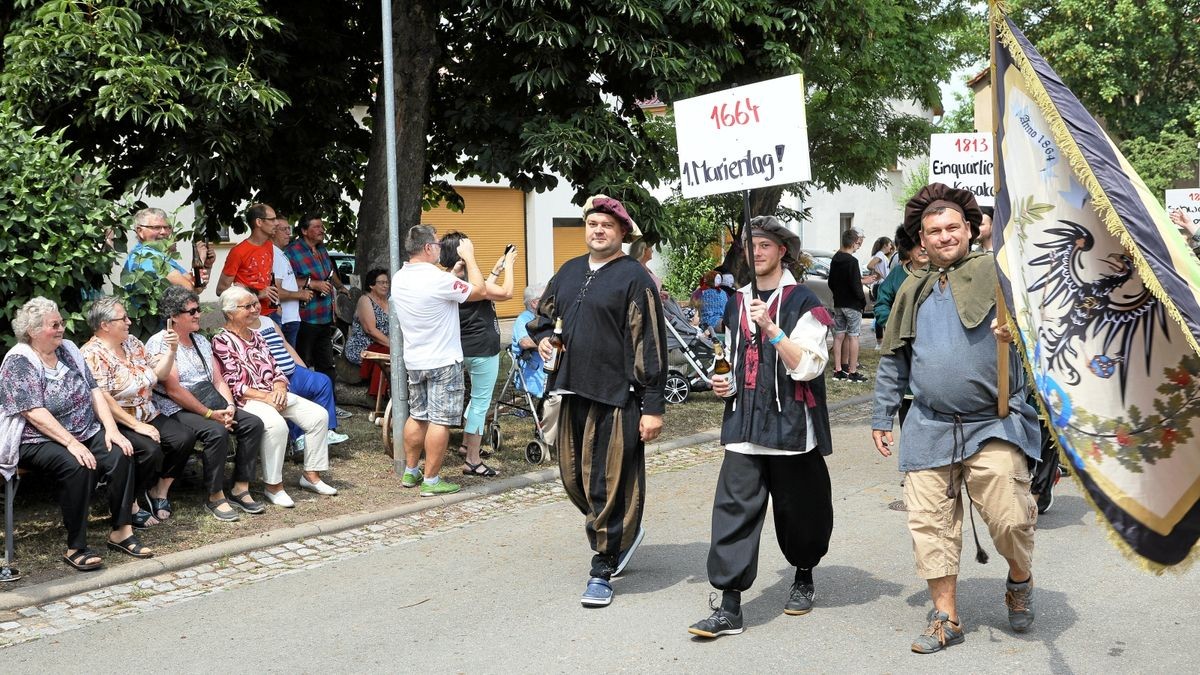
[712,341,736,397]
[268,273,280,310]
[543,318,565,374]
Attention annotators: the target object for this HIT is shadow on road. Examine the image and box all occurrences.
[616,541,713,597]
[740,565,906,628]
[1034,493,1090,530]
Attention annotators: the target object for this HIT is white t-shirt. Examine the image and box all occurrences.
[868,251,890,280]
[391,261,472,370]
[272,244,300,324]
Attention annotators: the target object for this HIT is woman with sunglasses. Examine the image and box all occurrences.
[146,286,266,522]
[81,296,194,539]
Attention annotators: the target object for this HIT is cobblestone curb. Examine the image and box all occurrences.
[0,440,729,647]
[0,395,871,627]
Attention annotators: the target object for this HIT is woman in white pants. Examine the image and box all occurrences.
[212,287,337,507]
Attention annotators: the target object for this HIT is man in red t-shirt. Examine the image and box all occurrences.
[217,204,280,314]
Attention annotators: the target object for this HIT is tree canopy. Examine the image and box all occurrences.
[0,0,980,274]
[1008,0,1200,193]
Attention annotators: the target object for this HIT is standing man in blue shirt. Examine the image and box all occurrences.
[871,183,1040,654]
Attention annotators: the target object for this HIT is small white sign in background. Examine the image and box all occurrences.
[1165,189,1200,236]
[674,74,811,199]
[929,133,995,207]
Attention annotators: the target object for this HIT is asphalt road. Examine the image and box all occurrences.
[5,421,1196,673]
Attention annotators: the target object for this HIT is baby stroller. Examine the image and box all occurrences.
[488,348,554,465]
[662,297,717,403]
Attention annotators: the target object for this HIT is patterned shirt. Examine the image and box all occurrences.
[345,297,389,365]
[211,328,288,406]
[284,239,334,325]
[81,335,160,422]
[147,331,216,416]
[0,342,101,444]
[255,320,297,376]
[123,242,188,276]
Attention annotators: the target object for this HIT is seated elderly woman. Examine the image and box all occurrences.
[212,286,336,508]
[146,286,266,522]
[511,283,547,399]
[0,297,149,570]
[344,267,391,397]
[81,296,195,529]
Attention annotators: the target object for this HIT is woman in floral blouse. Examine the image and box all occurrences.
[82,296,195,529]
[212,286,336,508]
[0,297,148,570]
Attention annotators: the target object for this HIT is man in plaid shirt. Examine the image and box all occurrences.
[285,215,348,414]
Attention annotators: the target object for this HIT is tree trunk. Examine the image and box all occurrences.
[357,0,438,275]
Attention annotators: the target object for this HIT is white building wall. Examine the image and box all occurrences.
[524,178,579,284]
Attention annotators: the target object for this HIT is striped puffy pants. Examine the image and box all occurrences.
[557,394,646,580]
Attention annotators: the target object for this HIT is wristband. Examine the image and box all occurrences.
[204,409,212,419]
[768,331,785,345]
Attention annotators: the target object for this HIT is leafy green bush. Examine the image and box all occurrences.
[658,193,725,300]
[0,104,124,348]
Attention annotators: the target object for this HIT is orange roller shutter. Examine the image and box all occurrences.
[553,219,588,271]
[422,186,527,318]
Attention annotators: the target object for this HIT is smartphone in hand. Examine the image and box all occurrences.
[504,243,517,255]
[167,318,174,332]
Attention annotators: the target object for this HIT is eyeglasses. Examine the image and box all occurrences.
[177,307,202,316]
[138,224,171,232]
[236,302,259,311]
[105,314,131,323]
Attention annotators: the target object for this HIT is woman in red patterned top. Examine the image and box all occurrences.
[212,286,336,508]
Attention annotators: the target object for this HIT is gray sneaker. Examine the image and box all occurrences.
[783,582,815,615]
[688,594,743,638]
[911,610,964,654]
[1005,578,1035,632]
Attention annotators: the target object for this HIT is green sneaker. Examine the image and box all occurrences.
[401,469,423,488]
[420,479,461,497]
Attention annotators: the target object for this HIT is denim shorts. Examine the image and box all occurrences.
[832,307,863,336]
[407,363,465,426]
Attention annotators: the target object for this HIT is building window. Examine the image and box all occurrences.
[553,217,583,228]
[839,213,854,235]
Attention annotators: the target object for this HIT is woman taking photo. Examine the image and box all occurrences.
[81,296,195,529]
[0,297,148,570]
[212,287,336,507]
[147,286,266,522]
[344,268,391,397]
[439,233,515,477]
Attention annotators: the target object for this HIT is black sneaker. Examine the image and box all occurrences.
[846,372,869,383]
[688,594,744,639]
[832,370,847,380]
[783,582,815,615]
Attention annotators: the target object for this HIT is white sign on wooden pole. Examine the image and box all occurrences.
[929,133,995,207]
[1165,189,1200,236]
[674,74,811,198]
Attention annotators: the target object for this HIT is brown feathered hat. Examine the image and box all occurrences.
[902,183,982,242]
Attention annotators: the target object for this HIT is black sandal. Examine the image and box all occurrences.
[132,509,160,530]
[62,548,103,571]
[463,461,499,477]
[142,491,173,522]
[107,535,154,559]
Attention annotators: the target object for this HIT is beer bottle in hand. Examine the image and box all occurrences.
[543,318,565,374]
[268,273,280,310]
[712,341,736,398]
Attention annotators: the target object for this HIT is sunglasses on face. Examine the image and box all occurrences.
[177,307,202,316]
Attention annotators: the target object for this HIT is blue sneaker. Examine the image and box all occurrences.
[580,577,613,607]
[612,526,645,577]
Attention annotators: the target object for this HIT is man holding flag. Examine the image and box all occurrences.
[871,183,1041,654]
